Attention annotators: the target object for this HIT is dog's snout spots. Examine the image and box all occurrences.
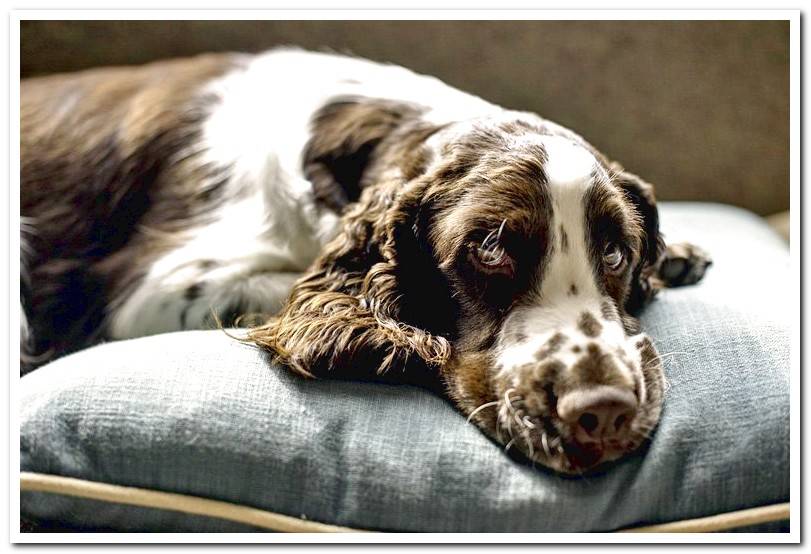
[535,359,564,380]
[572,344,581,353]
[535,332,566,360]
[636,336,658,366]
[600,300,617,322]
[578,311,602,337]
[636,336,654,355]
[568,342,631,389]
[568,283,578,296]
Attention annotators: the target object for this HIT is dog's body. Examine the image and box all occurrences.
[21,48,710,473]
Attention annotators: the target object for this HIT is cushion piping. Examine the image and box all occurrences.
[19,472,364,533]
[620,503,790,533]
[20,472,789,533]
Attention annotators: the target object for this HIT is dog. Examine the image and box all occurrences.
[21,48,711,474]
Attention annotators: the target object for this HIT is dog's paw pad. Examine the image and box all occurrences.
[659,242,712,287]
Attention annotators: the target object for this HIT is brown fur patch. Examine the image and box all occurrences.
[302,97,438,213]
[445,350,498,427]
[600,299,618,321]
[622,315,642,335]
[21,53,240,369]
[528,359,565,417]
[535,332,566,360]
[570,343,628,388]
[578,312,602,338]
[636,335,664,422]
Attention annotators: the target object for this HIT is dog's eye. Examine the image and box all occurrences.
[603,242,624,271]
[469,221,515,276]
[475,243,510,267]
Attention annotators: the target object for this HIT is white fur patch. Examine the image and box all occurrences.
[536,136,599,303]
[543,136,597,188]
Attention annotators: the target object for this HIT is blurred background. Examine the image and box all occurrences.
[21,20,789,224]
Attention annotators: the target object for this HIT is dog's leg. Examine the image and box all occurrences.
[108,268,301,339]
[175,271,302,330]
[656,242,712,288]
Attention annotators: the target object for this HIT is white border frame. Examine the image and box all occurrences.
[9,9,799,545]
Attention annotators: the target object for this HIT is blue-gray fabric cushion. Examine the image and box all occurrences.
[19,202,791,532]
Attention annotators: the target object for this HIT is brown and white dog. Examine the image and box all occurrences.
[21,48,711,473]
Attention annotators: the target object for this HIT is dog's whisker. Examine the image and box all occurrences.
[480,229,497,249]
[496,218,508,240]
[643,350,689,369]
[541,431,551,458]
[466,400,500,424]
[522,427,534,459]
[503,388,516,412]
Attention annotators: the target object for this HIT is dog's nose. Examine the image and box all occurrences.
[557,385,637,442]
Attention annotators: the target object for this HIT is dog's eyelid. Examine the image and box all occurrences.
[468,237,515,276]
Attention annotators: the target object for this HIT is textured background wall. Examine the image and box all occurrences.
[20,20,789,215]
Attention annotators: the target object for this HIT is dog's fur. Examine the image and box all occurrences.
[21,48,711,473]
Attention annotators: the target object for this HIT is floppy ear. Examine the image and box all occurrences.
[613,164,713,314]
[611,164,667,314]
[248,177,452,381]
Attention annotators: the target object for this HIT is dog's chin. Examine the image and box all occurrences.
[493,422,655,475]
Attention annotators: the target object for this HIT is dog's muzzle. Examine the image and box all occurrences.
[492,303,662,473]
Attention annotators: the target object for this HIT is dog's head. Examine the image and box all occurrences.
[250,98,667,474]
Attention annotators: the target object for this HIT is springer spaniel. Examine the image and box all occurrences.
[21,48,711,473]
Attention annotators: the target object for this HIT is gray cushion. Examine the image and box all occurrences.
[19,202,791,532]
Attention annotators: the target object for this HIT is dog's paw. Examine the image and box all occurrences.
[658,242,712,287]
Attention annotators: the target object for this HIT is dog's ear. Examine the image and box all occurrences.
[248,173,452,382]
[612,164,667,314]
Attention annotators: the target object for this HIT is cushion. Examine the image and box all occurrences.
[19,202,791,533]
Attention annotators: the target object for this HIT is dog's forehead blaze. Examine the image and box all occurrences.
[530,137,604,303]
